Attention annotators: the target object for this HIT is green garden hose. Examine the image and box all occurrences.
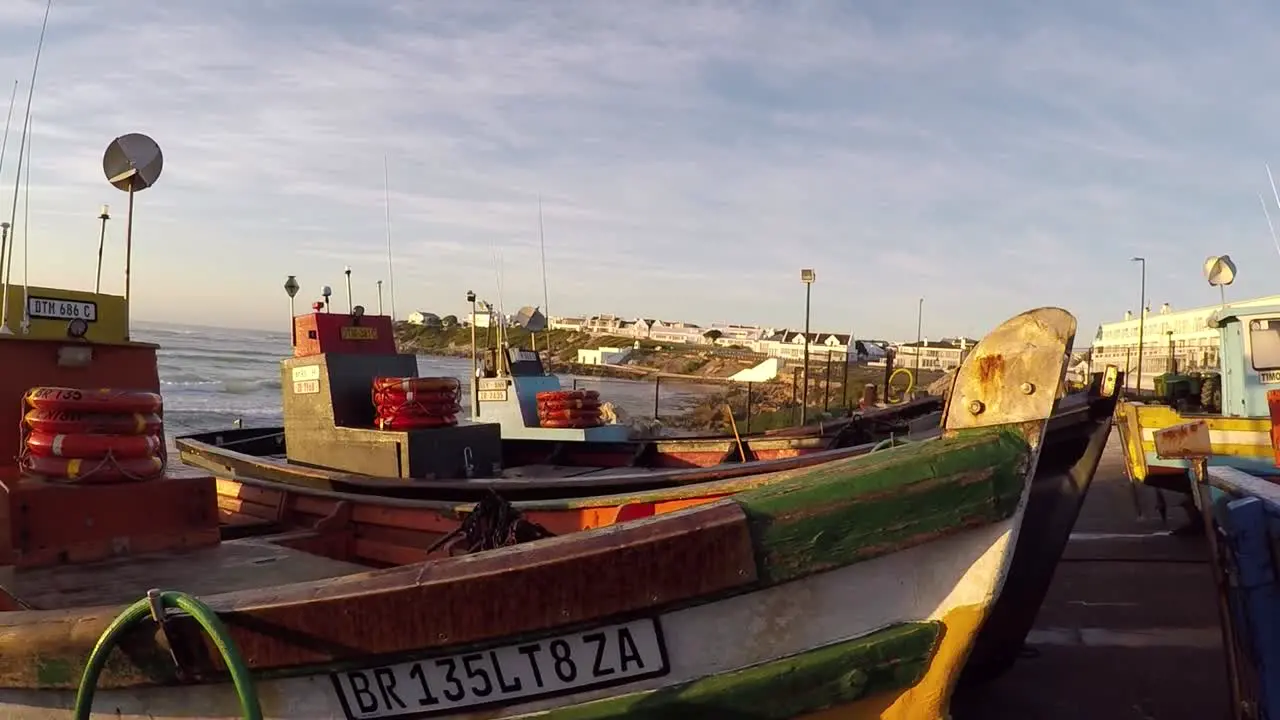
[73,590,262,720]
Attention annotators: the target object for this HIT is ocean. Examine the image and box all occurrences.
[133,322,722,441]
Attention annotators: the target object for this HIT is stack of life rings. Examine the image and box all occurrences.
[537,389,603,428]
[372,376,461,430]
[20,387,166,484]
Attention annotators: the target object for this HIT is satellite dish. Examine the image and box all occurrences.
[1204,255,1237,287]
[513,305,547,332]
[103,133,164,192]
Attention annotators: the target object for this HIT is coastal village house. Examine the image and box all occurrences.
[893,338,978,371]
[406,311,441,327]
[1088,295,1280,389]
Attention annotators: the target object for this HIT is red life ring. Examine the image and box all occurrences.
[375,414,458,430]
[24,387,163,414]
[22,454,165,483]
[536,389,600,403]
[372,388,457,406]
[23,409,164,436]
[376,402,462,419]
[25,431,162,459]
[538,408,602,422]
[538,398,602,411]
[372,377,460,394]
[540,417,602,429]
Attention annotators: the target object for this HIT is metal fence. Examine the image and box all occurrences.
[1088,343,1219,393]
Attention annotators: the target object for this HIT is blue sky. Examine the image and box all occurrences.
[1,1,1279,343]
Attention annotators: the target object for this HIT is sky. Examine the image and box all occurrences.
[2,1,1280,344]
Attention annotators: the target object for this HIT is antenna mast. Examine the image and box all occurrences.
[383,154,397,321]
[538,194,552,356]
[1,0,53,335]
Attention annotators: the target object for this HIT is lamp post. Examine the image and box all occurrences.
[915,297,924,383]
[1131,257,1146,395]
[94,204,110,293]
[800,269,816,425]
[343,266,353,314]
[467,290,479,415]
[284,275,300,347]
[376,280,384,315]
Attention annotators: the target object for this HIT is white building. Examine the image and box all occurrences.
[893,338,977,372]
[1089,295,1280,388]
[576,346,631,365]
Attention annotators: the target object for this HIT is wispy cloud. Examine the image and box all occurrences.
[1,0,1280,339]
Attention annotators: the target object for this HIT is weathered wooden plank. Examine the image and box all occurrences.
[541,622,941,719]
[0,501,758,689]
[736,428,1028,584]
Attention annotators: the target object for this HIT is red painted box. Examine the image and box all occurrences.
[293,313,397,357]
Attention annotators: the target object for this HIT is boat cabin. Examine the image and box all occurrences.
[1204,303,1280,418]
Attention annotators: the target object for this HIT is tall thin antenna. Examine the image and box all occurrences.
[383,154,397,321]
[1258,192,1280,260]
[537,194,552,355]
[0,81,18,190]
[1,0,53,335]
[19,115,32,332]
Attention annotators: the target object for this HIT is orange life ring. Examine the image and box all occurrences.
[540,417,602,429]
[372,377,460,394]
[372,388,457,406]
[22,409,164,436]
[536,389,600,403]
[538,398,602,411]
[25,431,163,459]
[375,414,458,430]
[22,454,165,483]
[24,387,163,414]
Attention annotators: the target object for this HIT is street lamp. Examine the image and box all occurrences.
[95,204,110,293]
[344,266,353,314]
[915,297,924,384]
[467,290,478,416]
[800,269,816,425]
[284,275,300,347]
[1131,257,1146,395]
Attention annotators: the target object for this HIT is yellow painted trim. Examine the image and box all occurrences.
[795,603,986,720]
[1139,441,1273,458]
[2,285,129,343]
[1117,401,1278,481]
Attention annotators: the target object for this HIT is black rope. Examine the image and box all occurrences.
[428,490,555,555]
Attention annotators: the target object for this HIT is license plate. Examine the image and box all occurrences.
[342,326,378,340]
[477,390,507,402]
[331,617,668,719]
[27,296,97,322]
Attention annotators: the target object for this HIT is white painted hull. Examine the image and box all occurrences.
[0,514,1020,719]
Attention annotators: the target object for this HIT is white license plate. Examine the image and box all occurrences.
[331,617,669,719]
[1260,370,1280,385]
[27,296,97,322]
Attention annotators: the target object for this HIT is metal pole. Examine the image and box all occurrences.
[823,350,832,411]
[842,354,851,408]
[470,296,478,417]
[344,267,353,314]
[94,205,109,293]
[376,280,384,315]
[1134,257,1146,396]
[289,296,296,347]
[653,376,661,419]
[914,297,923,383]
[745,382,753,433]
[123,185,135,338]
[801,282,812,424]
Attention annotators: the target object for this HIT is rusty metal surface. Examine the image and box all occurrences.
[943,307,1076,435]
[1153,421,1213,460]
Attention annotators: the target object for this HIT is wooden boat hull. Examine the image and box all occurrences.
[1114,401,1278,494]
[1,429,1039,720]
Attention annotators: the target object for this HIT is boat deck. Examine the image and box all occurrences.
[953,430,1228,719]
[0,538,366,611]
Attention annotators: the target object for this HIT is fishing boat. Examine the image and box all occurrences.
[0,225,1079,719]
[174,291,1120,687]
[1147,411,1280,719]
